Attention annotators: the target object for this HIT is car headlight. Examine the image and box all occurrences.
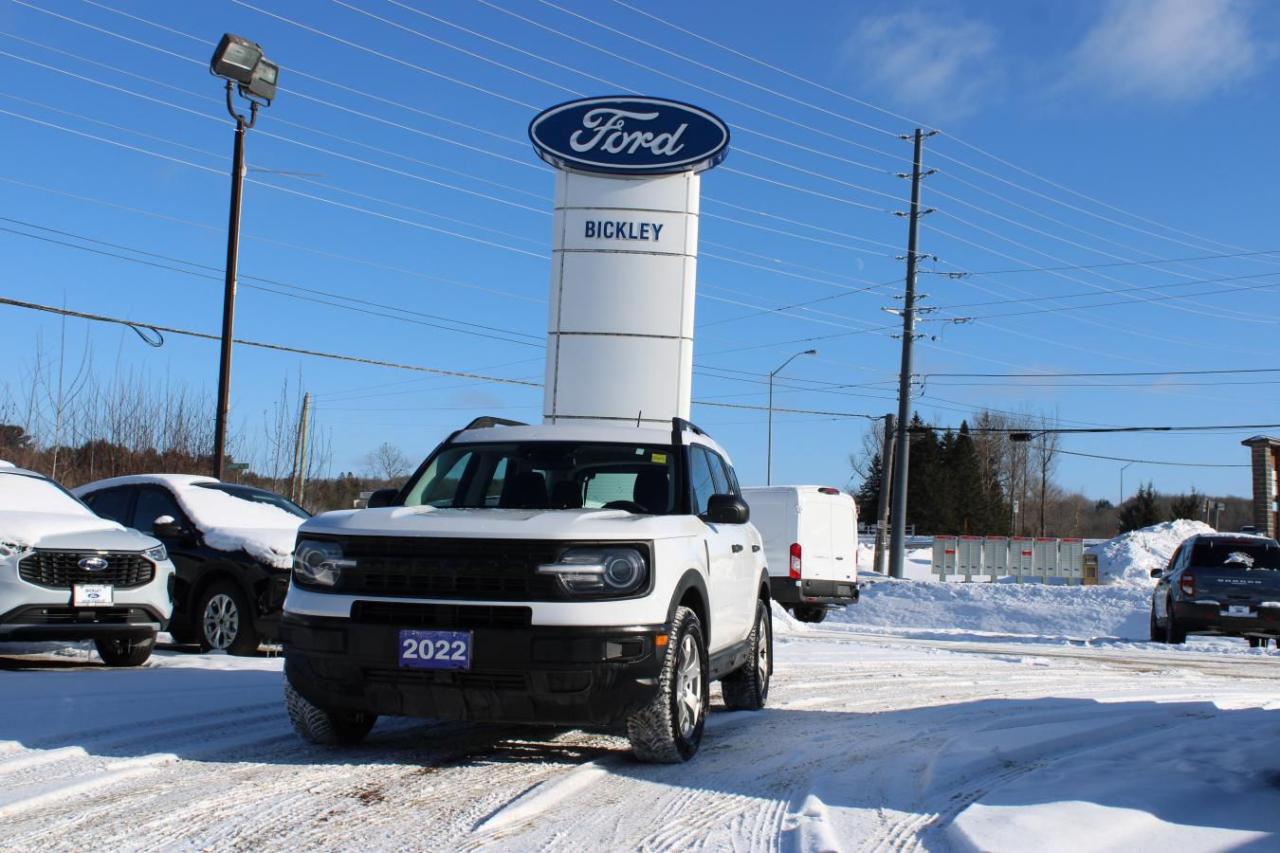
[0,541,31,559]
[143,544,168,563]
[537,546,648,596]
[293,539,353,588]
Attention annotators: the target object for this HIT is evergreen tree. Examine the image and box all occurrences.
[1168,488,1203,521]
[949,422,987,534]
[905,413,940,532]
[1118,482,1161,532]
[855,451,883,522]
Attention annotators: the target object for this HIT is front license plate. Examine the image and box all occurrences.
[1223,605,1254,618]
[398,629,472,670]
[73,584,113,607]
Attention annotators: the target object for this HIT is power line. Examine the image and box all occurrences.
[1057,449,1250,469]
[925,367,1280,379]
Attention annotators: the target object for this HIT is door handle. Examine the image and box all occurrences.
[751,545,761,552]
[731,544,744,553]
[835,556,844,561]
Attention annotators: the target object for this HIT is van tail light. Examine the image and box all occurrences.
[789,543,802,579]
[1180,572,1196,596]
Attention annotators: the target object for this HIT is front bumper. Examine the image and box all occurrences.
[1172,600,1280,636]
[770,576,859,607]
[281,610,667,727]
[0,603,165,641]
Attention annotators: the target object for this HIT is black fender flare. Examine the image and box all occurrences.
[668,568,710,640]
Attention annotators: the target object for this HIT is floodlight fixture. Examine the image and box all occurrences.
[210,33,262,85]
[243,58,279,104]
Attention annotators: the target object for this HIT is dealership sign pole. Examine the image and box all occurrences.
[529,97,729,427]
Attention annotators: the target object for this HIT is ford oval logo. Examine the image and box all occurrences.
[529,96,730,176]
[78,556,109,572]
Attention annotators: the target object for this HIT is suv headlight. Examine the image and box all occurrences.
[0,541,31,560]
[143,544,168,563]
[538,546,648,596]
[294,539,353,588]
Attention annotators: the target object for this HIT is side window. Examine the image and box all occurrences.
[688,446,717,516]
[133,488,185,535]
[85,487,133,525]
[709,452,740,497]
[706,450,729,495]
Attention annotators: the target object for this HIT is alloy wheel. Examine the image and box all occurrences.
[676,632,702,739]
[203,593,240,650]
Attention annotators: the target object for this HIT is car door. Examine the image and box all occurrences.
[688,445,738,653]
[706,449,757,641]
[132,486,204,625]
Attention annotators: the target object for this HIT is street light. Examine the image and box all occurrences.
[766,349,816,485]
[1120,461,1134,507]
[208,34,279,480]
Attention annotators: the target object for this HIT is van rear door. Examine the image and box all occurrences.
[828,493,857,583]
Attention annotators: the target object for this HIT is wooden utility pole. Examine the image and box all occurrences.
[873,413,896,574]
[289,392,311,504]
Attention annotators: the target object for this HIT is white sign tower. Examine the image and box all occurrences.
[529,97,730,428]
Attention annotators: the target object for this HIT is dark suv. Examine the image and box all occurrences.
[1150,533,1280,647]
[73,475,309,655]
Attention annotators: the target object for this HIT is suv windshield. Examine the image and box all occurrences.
[1190,540,1280,570]
[401,442,677,513]
[0,472,93,516]
[197,483,311,519]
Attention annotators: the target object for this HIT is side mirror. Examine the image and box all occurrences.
[705,494,750,525]
[367,488,399,509]
[1150,568,1163,578]
[152,515,187,540]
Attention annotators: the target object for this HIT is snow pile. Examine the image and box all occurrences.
[1096,519,1212,585]
[73,474,304,568]
[828,578,1150,641]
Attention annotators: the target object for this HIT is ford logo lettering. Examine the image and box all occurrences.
[78,556,109,572]
[529,96,729,176]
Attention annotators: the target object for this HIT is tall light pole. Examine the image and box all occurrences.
[1120,461,1134,507]
[209,34,279,479]
[767,349,816,485]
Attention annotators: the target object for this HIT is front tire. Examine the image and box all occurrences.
[626,606,708,763]
[1165,599,1187,645]
[284,682,377,745]
[95,633,156,667]
[197,580,260,656]
[722,599,771,711]
[792,605,827,624]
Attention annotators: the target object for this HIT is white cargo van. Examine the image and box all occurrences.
[742,486,858,623]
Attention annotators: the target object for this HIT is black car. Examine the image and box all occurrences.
[73,475,308,655]
[1150,533,1280,647]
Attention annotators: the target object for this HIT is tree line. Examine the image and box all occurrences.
[851,410,1244,538]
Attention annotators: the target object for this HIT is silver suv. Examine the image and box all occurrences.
[0,464,175,666]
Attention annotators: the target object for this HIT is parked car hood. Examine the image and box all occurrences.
[301,507,706,541]
[0,511,159,551]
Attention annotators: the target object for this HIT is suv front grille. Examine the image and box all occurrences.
[350,601,532,630]
[18,551,155,589]
[328,538,564,601]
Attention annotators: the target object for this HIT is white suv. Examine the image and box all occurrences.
[281,418,772,762]
[0,463,175,666]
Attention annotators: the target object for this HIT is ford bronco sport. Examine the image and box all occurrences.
[280,417,773,762]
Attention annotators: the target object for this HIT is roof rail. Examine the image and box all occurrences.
[671,416,707,437]
[462,416,528,430]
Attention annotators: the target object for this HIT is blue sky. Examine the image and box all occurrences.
[1,0,1277,500]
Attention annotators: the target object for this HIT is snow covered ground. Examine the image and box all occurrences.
[2,614,1278,852]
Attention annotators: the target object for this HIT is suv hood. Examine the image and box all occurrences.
[1,511,158,551]
[301,507,705,541]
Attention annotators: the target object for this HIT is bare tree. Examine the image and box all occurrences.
[1031,416,1061,537]
[364,442,410,483]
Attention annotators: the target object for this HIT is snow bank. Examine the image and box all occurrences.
[1097,519,1212,585]
[829,578,1151,641]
